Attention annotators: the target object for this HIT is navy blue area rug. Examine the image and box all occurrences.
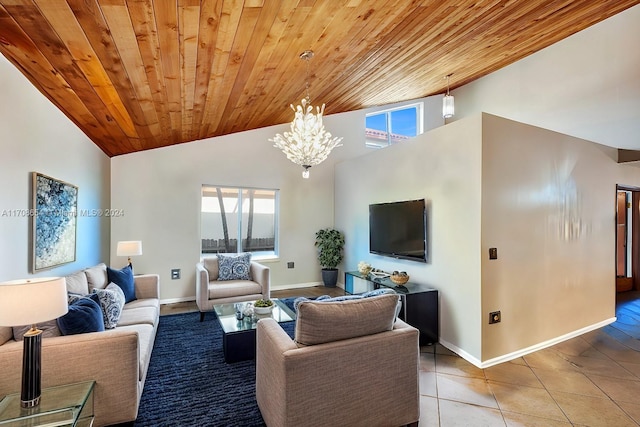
[135,311,295,427]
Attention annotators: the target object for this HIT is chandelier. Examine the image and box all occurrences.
[270,50,343,179]
[442,73,455,119]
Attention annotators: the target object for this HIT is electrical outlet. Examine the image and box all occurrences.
[287,262,295,269]
[171,269,180,280]
[489,311,501,324]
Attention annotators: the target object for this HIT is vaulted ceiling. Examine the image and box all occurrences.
[0,1,638,157]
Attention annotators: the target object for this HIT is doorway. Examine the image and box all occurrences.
[616,186,640,292]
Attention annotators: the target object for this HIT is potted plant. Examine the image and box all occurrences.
[315,228,345,287]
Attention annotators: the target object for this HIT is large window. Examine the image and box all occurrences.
[365,103,423,148]
[201,186,278,258]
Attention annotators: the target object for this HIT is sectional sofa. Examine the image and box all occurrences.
[0,263,160,426]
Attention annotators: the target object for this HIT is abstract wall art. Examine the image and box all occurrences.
[32,172,78,272]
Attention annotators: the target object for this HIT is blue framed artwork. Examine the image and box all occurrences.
[32,172,78,272]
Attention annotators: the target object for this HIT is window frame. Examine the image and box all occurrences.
[200,185,279,260]
[365,102,424,148]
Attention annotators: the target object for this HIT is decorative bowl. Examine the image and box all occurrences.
[390,274,409,285]
[254,305,274,315]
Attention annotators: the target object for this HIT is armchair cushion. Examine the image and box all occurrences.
[217,253,251,281]
[294,293,399,346]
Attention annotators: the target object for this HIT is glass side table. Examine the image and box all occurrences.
[0,381,94,427]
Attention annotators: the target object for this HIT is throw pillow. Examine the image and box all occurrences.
[12,319,62,341]
[57,294,105,336]
[92,284,126,329]
[0,327,13,345]
[107,264,136,303]
[217,253,251,281]
[294,293,399,346]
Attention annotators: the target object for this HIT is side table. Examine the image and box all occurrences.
[0,381,94,426]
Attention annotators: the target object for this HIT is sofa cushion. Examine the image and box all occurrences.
[0,326,13,345]
[65,270,90,295]
[57,294,105,335]
[12,319,61,341]
[124,298,159,310]
[217,253,251,281]
[92,284,126,329]
[107,264,136,303]
[117,306,158,327]
[85,263,108,291]
[294,293,399,346]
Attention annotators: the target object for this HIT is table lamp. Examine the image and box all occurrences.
[116,240,143,268]
[0,277,68,407]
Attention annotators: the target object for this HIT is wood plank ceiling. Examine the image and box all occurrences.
[0,0,638,157]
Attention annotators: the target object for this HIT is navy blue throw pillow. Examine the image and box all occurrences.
[57,294,105,336]
[107,264,136,303]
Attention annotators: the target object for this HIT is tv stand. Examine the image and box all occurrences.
[345,271,438,345]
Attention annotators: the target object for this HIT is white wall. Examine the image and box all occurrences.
[110,95,443,302]
[335,115,484,361]
[480,113,629,364]
[0,55,110,281]
[451,4,640,150]
[335,111,640,366]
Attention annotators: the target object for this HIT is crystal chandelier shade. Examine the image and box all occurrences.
[271,98,343,169]
[270,50,342,178]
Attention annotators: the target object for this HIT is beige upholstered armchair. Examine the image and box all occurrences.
[256,293,420,427]
[196,255,270,321]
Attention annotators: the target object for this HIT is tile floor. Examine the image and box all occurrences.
[418,291,640,426]
[161,289,640,426]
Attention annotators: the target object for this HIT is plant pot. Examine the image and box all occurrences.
[321,268,339,287]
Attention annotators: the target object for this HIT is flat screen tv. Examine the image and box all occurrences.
[369,199,427,263]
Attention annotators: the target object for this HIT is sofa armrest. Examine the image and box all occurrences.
[134,274,160,299]
[0,330,140,426]
[196,262,209,310]
[256,318,297,423]
[250,261,270,299]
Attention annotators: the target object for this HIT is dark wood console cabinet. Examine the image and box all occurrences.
[345,271,439,345]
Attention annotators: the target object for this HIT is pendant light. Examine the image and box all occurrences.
[443,74,455,119]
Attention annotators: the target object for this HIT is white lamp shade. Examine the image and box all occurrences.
[0,277,68,327]
[443,94,455,119]
[117,240,143,257]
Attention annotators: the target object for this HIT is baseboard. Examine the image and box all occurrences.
[159,282,346,305]
[440,316,617,369]
[271,281,345,291]
[160,296,196,305]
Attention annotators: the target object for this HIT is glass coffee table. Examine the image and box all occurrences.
[214,299,296,363]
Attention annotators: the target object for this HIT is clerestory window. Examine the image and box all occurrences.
[365,102,424,148]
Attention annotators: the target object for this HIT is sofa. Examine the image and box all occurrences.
[0,263,160,427]
[196,254,270,321]
[256,292,420,427]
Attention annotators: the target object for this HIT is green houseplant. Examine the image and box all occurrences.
[315,228,345,287]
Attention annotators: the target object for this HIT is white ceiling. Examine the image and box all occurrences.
[452,4,640,151]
